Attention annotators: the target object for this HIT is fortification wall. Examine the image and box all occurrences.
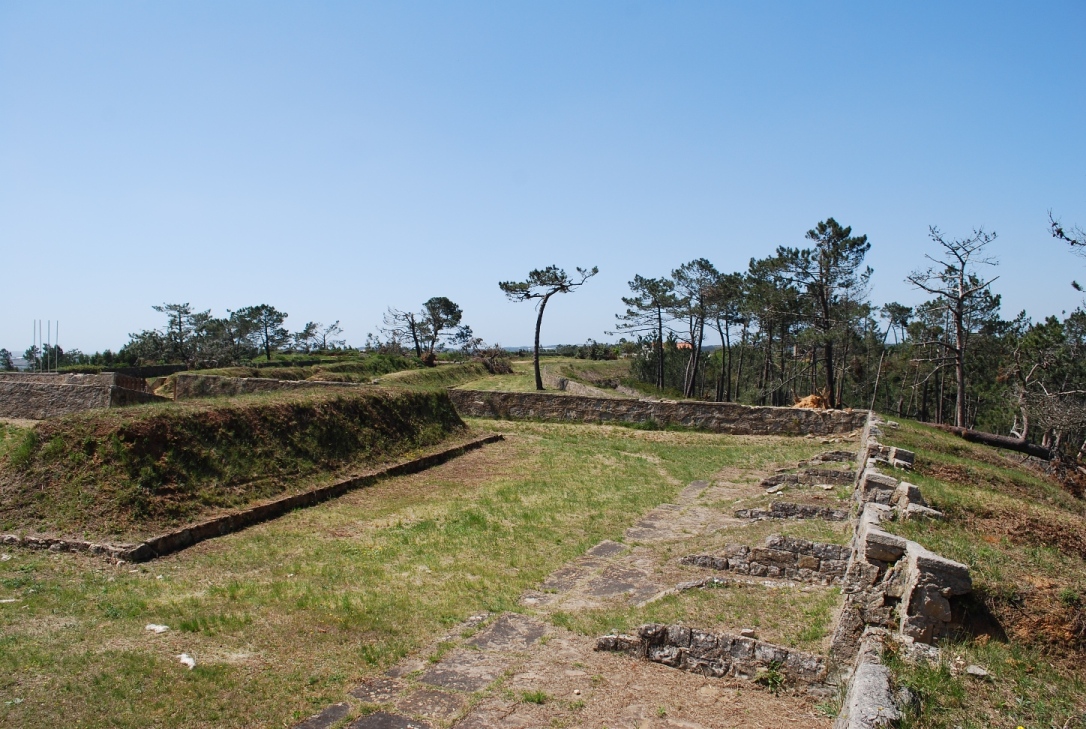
[447,389,868,435]
[0,382,112,419]
[0,373,165,419]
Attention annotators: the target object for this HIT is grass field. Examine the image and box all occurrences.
[0,420,825,728]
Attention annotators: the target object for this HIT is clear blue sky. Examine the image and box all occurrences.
[2,1,1084,353]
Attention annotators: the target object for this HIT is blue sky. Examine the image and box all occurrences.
[1,1,1084,353]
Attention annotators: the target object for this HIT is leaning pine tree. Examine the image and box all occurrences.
[499,265,598,391]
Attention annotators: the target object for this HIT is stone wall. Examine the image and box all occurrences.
[597,623,827,685]
[735,501,849,521]
[447,389,869,435]
[0,381,112,419]
[0,373,166,419]
[681,535,851,585]
[172,373,369,400]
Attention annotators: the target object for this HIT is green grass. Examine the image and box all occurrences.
[376,362,491,391]
[879,418,1086,728]
[0,419,825,728]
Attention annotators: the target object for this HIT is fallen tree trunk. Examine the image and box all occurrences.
[930,424,1052,460]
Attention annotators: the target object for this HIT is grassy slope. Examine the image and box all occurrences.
[0,421,825,729]
[0,389,466,540]
[376,362,491,390]
[879,419,1086,728]
[190,354,422,383]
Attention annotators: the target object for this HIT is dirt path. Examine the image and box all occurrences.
[294,450,856,729]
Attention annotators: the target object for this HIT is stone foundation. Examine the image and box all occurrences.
[735,501,849,521]
[596,623,827,685]
[681,535,851,585]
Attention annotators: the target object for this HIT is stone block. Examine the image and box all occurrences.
[904,504,944,520]
[913,585,952,622]
[889,447,915,466]
[798,555,820,570]
[901,615,935,644]
[859,470,899,505]
[893,481,927,508]
[863,529,907,563]
[912,549,972,596]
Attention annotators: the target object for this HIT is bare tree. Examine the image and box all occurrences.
[906,227,999,428]
[382,308,427,358]
[1051,211,1086,290]
[499,265,598,390]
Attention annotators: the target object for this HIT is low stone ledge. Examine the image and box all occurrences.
[760,468,855,489]
[596,623,828,686]
[866,442,915,471]
[834,631,901,728]
[0,533,133,559]
[735,501,849,521]
[680,535,850,584]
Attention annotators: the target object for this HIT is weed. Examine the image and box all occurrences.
[755,661,785,695]
[521,690,549,705]
[9,429,38,468]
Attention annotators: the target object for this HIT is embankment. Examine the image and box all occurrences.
[0,388,466,539]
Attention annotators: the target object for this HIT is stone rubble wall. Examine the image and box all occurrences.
[0,372,165,419]
[681,535,851,585]
[760,467,855,489]
[735,501,849,521]
[596,623,827,686]
[0,381,112,419]
[447,389,869,436]
[172,373,370,400]
[831,418,973,728]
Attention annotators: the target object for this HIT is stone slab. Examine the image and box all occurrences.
[418,650,510,693]
[346,711,432,729]
[586,539,627,558]
[349,677,405,703]
[395,689,465,721]
[292,702,351,729]
[467,613,546,651]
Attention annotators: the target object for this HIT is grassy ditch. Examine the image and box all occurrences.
[879,419,1086,728]
[0,389,466,540]
[0,420,825,729]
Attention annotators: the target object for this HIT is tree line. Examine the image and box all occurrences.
[614,215,1086,459]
